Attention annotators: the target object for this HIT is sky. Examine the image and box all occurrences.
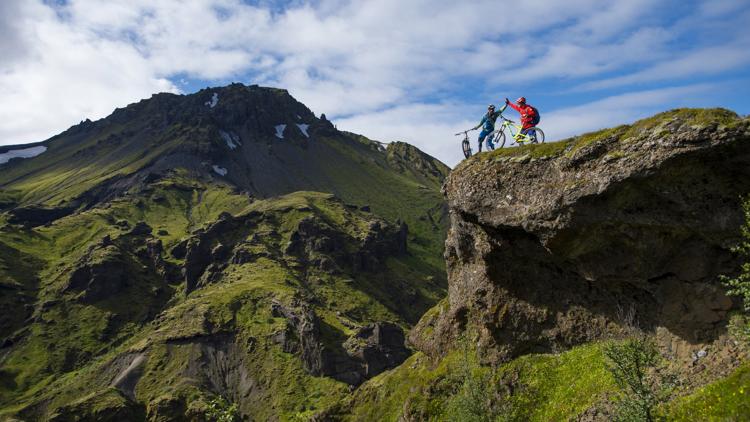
[1,0,749,166]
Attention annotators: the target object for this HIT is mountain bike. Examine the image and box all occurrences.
[490,115,545,148]
[455,130,474,158]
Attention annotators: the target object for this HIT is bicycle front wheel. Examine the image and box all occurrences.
[528,127,545,144]
[462,139,472,158]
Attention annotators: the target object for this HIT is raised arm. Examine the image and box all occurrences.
[505,98,521,113]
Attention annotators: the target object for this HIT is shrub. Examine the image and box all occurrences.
[722,199,750,313]
[603,336,675,422]
[205,396,239,422]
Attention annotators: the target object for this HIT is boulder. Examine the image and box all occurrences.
[413,111,750,363]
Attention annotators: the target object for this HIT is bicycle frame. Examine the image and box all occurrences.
[497,116,535,145]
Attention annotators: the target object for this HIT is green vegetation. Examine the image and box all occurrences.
[0,183,445,419]
[664,361,750,421]
[206,396,240,422]
[722,198,750,314]
[623,108,740,137]
[467,108,742,166]
[4,93,744,421]
[348,342,616,421]
[603,337,675,422]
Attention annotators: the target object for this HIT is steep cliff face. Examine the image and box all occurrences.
[413,109,750,364]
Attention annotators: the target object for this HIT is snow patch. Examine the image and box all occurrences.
[0,146,47,165]
[296,124,310,138]
[212,165,228,176]
[220,130,242,150]
[205,93,219,108]
[274,124,286,139]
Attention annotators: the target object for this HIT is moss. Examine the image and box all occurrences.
[664,361,750,421]
[347,342,616,421]
[462,108,744,169]
[624,108,739,138]
[481,139,574,161]
[0,181,447,419]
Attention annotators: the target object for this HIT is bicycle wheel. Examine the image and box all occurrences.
[462,139,472,158]
[528,127,545,144]
[495,130,506,148]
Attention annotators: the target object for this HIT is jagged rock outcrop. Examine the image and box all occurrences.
[7,205,75,228]
[284,215,408,273]
[63,243,129,303]
[343,322,410,378]
[177,202,409,294]
[413,110,750,363]
[271,300,410,385]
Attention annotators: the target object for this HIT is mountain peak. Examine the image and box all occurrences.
[0,83,447,224]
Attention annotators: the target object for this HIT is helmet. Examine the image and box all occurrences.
[488,104,495,110]
[516,97,526,104]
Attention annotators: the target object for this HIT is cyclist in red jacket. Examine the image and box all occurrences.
[505,97,540,140]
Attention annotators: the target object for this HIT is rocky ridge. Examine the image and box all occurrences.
[413,109,750,366]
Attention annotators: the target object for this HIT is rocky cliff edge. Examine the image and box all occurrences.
[412,109,750,365]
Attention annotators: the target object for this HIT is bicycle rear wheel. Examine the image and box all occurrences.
[495,130,506,148]
[462,139,472,158]
[528,127,545,144]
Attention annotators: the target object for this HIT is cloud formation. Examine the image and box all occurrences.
[0,0,748,167]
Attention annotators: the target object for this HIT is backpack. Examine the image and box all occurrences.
[528,106,540,126]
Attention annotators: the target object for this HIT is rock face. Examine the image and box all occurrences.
[63,238,129,303]
[271,301,410,385]
[343,322,410,378]
[413,110,750,363]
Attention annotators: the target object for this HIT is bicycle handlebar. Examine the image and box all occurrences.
[455,128,476,136]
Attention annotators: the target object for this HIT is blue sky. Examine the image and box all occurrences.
[1,0,749,165]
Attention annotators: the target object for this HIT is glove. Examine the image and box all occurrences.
[505,98,510,104]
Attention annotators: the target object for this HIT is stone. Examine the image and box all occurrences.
[413,115,750,363]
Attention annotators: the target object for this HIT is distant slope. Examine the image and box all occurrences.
[0,84,450,420]
[0,83,449,280]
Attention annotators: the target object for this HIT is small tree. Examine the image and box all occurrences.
[603,336,674,422]
[722,199,750,313]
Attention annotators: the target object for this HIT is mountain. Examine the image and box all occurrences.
[0,84,450,420]
[343,109,750,420]
[3,92,749,421]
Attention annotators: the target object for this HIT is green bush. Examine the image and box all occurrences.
[205,396,239,422]
[722,199,750,313]
[603,337,675,422]
[443,341,497,421]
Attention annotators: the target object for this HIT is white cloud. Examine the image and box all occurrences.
[541,84,719,142]
[0,1,176,145]
[336,102,476,167]
[0,0,748,156]
[576,43,750,91]
[338,83,723,167]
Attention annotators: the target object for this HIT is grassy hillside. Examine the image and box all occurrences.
[0,84,451,420]
[0,181,446,420]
